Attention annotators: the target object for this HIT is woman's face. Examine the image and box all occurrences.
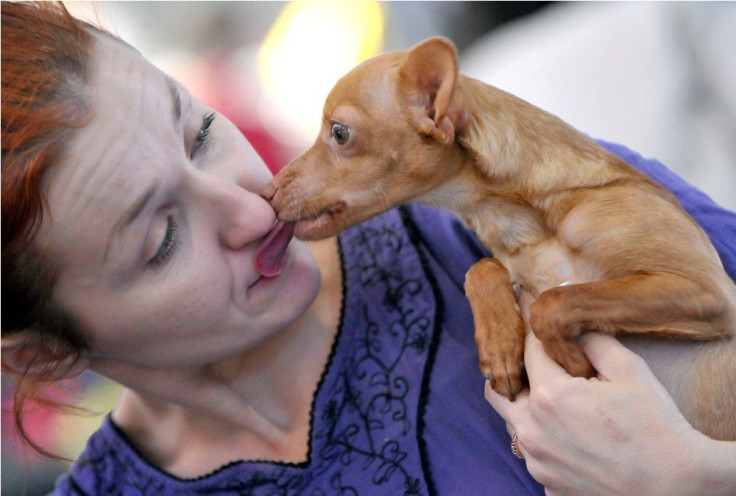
[37,33,321,368]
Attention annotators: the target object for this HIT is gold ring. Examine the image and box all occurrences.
[511,433,524,460]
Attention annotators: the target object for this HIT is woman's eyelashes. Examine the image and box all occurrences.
[190,111,216,158]
[148,215,179,268]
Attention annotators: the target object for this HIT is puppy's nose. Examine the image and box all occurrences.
[260,182,277,202]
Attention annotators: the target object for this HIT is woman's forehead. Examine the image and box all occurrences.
[89,32,174,109]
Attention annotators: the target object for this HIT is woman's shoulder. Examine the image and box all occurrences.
[47,415,118,494]
[50,415,272,494]
[50,415,222,494]
[48,415,162,495]
[599,140,736,276]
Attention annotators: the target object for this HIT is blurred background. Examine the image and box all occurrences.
[2,2,734,494]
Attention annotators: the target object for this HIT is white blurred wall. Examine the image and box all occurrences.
[462,2,736,211]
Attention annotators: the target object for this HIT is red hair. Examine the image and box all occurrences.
[2,1,97,458]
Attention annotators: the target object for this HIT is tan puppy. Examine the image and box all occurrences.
[262,37,736,440]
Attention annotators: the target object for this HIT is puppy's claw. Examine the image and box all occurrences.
[482,364,524,400]
[489,377,517,401]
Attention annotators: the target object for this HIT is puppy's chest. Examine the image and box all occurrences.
[460,203,599,295]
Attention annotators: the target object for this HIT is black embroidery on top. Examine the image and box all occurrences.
[63,210,439,496]
[309,217,433,495]
[399,205,446,496]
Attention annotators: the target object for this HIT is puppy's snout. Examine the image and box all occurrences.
[260,182,278,202]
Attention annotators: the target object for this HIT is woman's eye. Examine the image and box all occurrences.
[191,112,216,157]
[331,122,349,145]
[148,216,179,267]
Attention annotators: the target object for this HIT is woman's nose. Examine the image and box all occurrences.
[194,173,275,250]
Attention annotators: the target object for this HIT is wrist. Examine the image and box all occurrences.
[692,435,736,495]
[672,431,736,496]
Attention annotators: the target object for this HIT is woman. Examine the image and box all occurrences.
[2,3,735,495]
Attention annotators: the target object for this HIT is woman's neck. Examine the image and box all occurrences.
[106,237,342,476]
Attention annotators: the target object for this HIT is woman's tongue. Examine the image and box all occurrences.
[254,221,295,277]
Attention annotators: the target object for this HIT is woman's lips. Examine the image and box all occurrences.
[254,220,295,277]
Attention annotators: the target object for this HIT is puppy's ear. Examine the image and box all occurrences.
[398,37,458,145]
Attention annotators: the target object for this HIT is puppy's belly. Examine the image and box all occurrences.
[621,334,735,440]
[622,336,705,394]
[502,241,599,295]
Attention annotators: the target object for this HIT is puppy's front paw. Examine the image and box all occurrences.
[477,332,526,400]
[465,258,527,399]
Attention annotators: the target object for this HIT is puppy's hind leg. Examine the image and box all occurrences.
[465,258,527,400]
[530,272,733,378]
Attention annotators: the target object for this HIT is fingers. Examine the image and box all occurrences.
[486,382,532,462]
[524,331,571,388]
[578,333,649,382]
[485,379,529,420]
[517,289,536,326]
[485,379,510,415]
[516,290,570,386]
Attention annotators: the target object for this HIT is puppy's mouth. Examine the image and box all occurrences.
[291,201,347,240]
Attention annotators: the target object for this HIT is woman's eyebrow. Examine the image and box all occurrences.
[103,183,157,265]
[124,184,158,228]
[165,74,182,123]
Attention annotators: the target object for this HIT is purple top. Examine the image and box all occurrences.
[51,142,736,495]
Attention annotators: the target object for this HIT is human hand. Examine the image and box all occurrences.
[485,291,736,496]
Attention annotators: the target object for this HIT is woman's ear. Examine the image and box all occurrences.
[1,333,89,380]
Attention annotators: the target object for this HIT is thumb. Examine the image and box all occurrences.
[578,333,653,382]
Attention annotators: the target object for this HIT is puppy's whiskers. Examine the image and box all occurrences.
[374,183,392,214]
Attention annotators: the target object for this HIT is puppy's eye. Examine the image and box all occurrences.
[331,123,350,145]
